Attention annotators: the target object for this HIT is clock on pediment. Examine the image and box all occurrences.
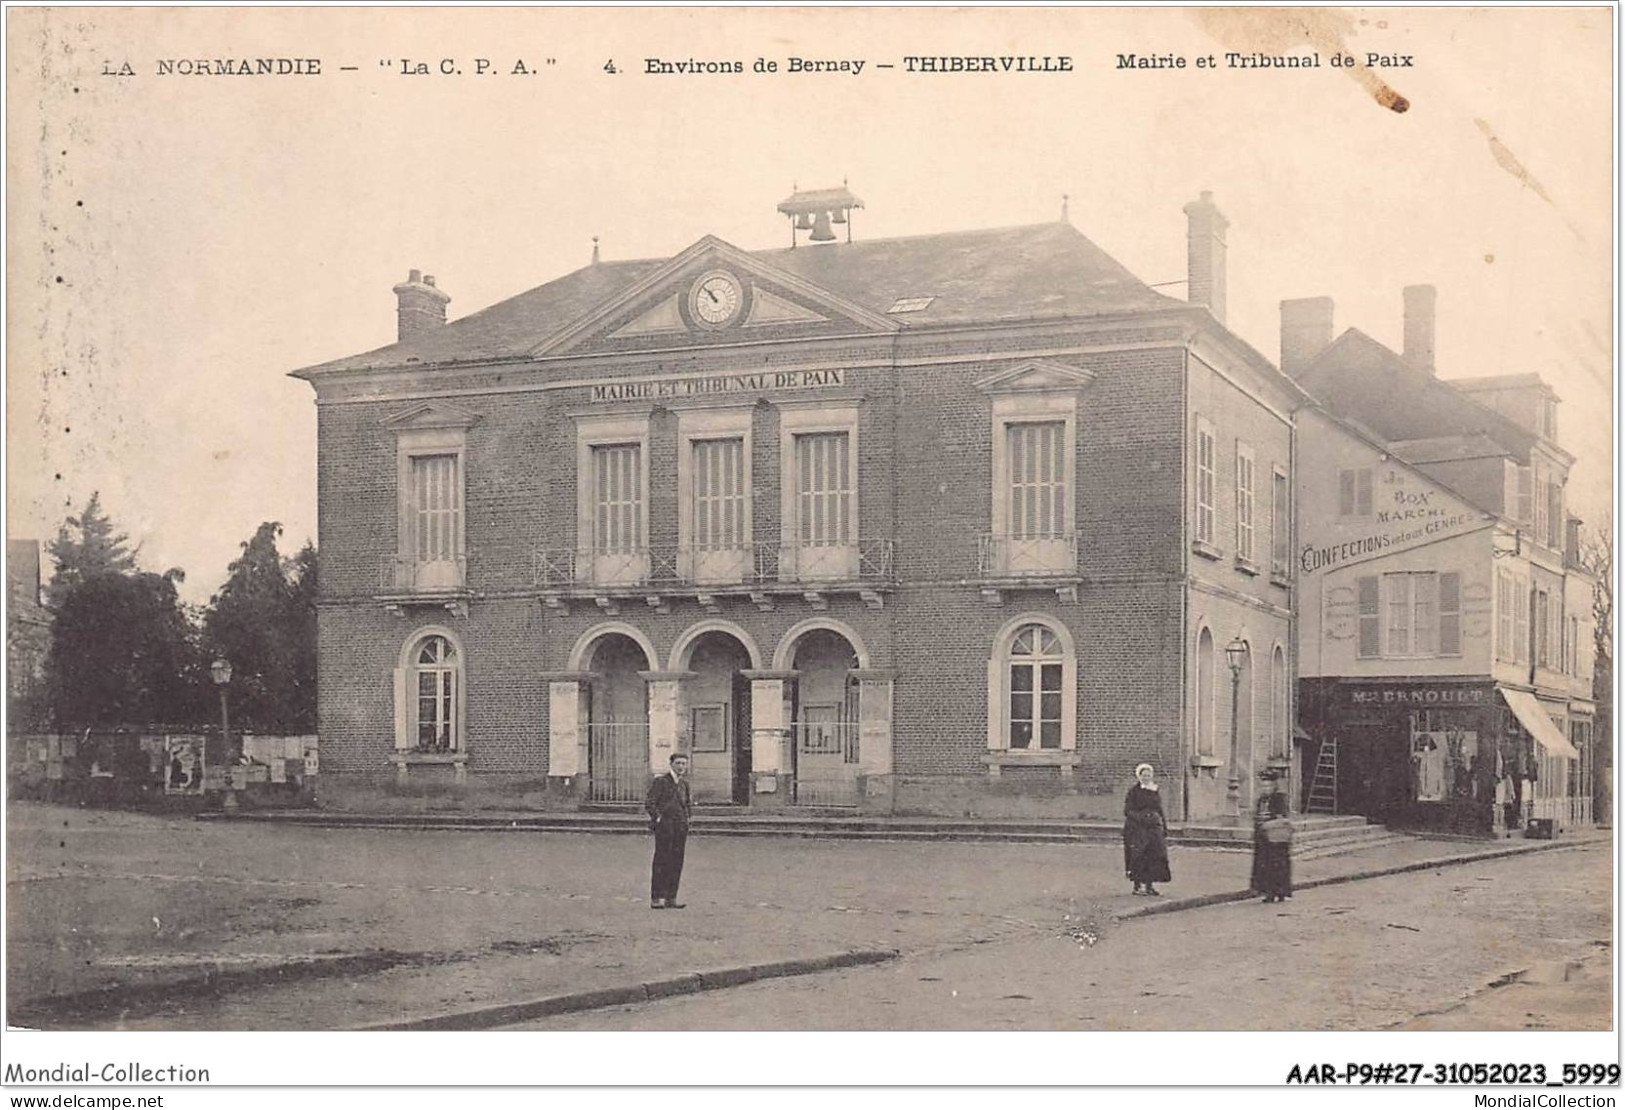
[686,269,749,330]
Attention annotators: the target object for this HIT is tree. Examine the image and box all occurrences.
[285,540,319,733]
[46,492,137,602]
[1580,515,1612,824]
[46,569,207,727]
[202,523,318,733]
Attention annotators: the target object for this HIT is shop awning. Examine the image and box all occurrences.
[1500,688,1580,760]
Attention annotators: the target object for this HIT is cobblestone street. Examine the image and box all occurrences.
[521,840,1612,1031]
[6,802,1611,1031]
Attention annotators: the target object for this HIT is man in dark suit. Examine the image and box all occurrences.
[644,752,692,909]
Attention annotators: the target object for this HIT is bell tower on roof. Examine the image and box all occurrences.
[777,183,864,247]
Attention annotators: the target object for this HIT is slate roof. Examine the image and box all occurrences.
[294,222,1179,376]
[1386,433,1515,465]
[1295,328,1537,459]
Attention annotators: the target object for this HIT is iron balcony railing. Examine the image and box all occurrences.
[977,532,1078,578]
[533,540,896,592]
[381,554,468,593]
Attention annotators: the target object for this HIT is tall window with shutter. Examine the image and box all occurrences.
[1339,468,1373,517]
[1195,418,1216,546]
[394,632,462,754]
[1496,570,1515,661]
[1517,466,1533,526]
[692,438,745,550]
[1535,587,1550,667]
[1514,575,1530,662]
[1534,465,1549,546]
[1371,572,1461,658]
[1007,625,1064,750]
[795,432,851,547]
[1547,481,1564,549]
[1357,576,1380,659]
[1384,573,1419,656]
[1196,628,1215,755]
[1236,443,1256,565]
[1271,468,1290,578]
[411,454,460,569]
[593,444,642,553]
[1438,572,1461,656]
[1008,422,1067,539]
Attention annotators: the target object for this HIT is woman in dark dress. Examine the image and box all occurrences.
[1251,789,1294,903]
[1123,763,1172,896]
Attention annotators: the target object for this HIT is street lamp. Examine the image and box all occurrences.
[211,658,236,810]
[1224,636,1247,819]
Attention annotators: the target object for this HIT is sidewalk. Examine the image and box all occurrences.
[5,801,1601,1030]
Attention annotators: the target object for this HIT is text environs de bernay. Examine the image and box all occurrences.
[644,55,1073,75]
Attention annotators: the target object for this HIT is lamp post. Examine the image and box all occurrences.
[211,658,236,810]
[1224,636,1247,820]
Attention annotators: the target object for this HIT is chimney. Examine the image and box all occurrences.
[392,268,450,342]
[1279,297,1334,378]
[1402,284,1436,375]
[1183,191,1229,324]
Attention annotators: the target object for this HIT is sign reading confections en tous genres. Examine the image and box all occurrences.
[591,368,843,402]
[1300,468,1481,574]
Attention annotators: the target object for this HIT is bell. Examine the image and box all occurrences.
[831,207,847,225]
[795,212,813,230]
[809,210,836,241]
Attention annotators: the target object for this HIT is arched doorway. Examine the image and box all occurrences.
[788,628,861,806]
[680,631,755,805]
[587,633,651,802]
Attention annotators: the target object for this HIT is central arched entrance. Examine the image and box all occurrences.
[586,632,651,802]
[678,631,755,804]
[787,628,862,806]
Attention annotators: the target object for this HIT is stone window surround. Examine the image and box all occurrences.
[575,412,653,559]
[391,624,468,783]
[989,393,1077,543]
[676,405,755,554]
[775,400,861,548]
[985,613,1079,766]
[394,431,468,575]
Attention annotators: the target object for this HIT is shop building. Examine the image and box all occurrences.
[293,190,1301,819]
[1286,289,1597,835]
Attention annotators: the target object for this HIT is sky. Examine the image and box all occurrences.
[7,6,1614,604]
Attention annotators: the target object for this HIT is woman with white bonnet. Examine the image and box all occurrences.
[1122,762,1172,896]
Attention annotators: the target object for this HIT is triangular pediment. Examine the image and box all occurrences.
[531,235,899,356]
[975,359,1098,394]
[380,400,482,431]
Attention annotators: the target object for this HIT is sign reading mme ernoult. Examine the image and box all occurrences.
[591,368,843,402]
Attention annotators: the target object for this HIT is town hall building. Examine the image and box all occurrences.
[292,188,1302,820]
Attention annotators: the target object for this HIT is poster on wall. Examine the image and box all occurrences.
[161,735,205,796]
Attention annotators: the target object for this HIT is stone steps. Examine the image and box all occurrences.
[203,809,1383,849]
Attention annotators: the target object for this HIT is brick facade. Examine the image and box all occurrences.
[298,212,1301,819]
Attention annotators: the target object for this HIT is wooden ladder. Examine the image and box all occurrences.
[1306,735,1338,814]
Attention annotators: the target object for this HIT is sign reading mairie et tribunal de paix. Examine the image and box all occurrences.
[591,368,843,402]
